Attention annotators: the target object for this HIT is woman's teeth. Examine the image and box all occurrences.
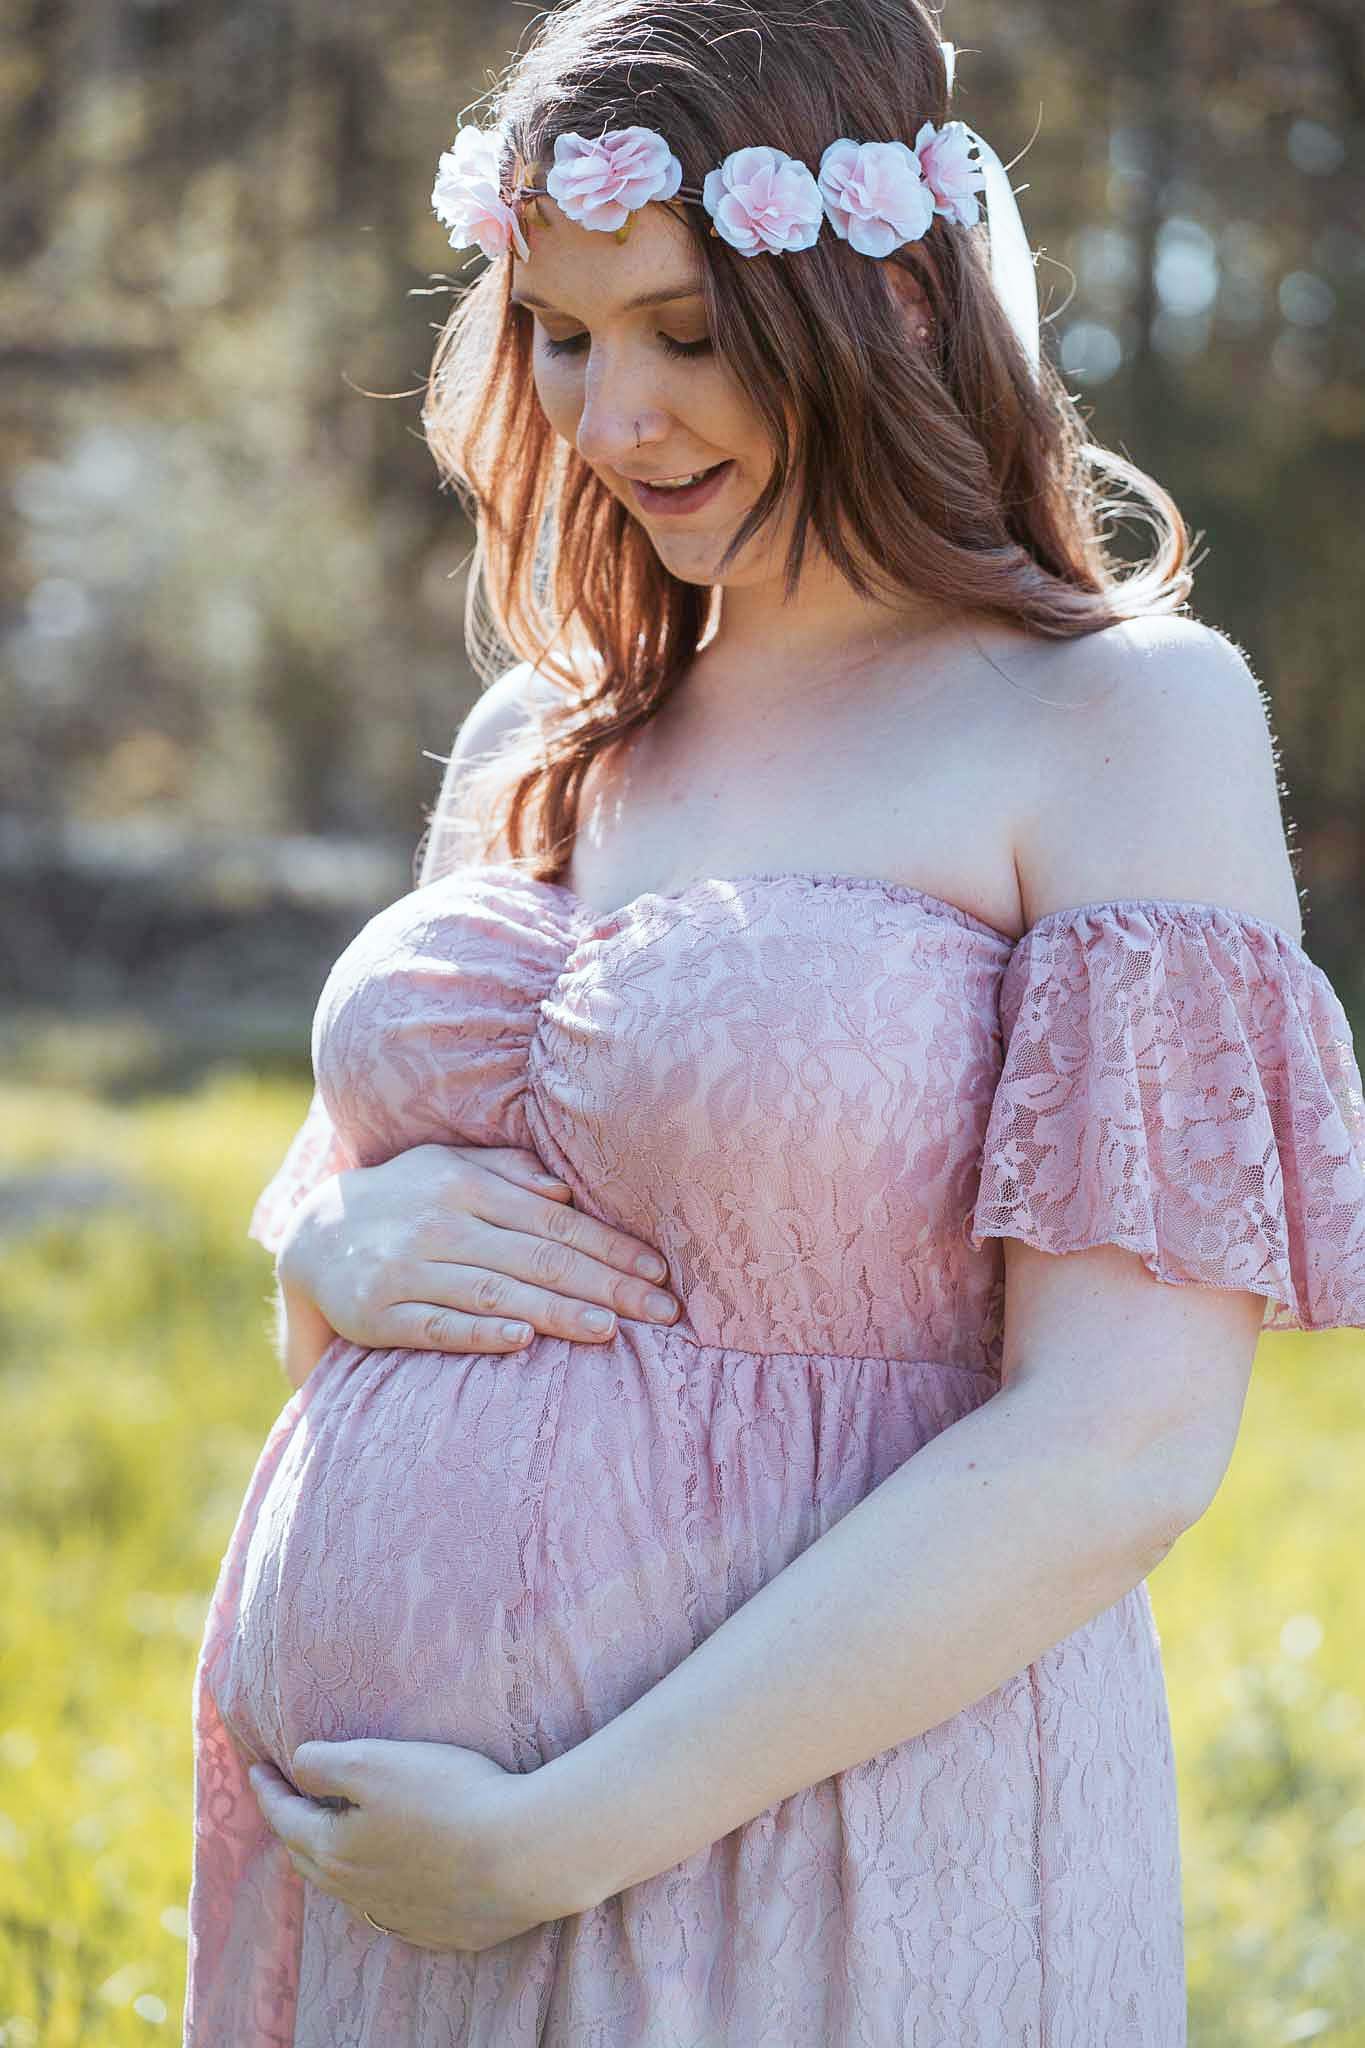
[630,460,733,514]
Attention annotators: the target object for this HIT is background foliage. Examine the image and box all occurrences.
[2,0,1363,988]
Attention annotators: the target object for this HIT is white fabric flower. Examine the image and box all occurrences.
[544,126,683,234]
[701,147,824,258]
[817,138,936,257]
[912,119,987,229]
[431,123,529,262]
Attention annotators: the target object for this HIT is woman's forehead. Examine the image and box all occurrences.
[510,198,703,311]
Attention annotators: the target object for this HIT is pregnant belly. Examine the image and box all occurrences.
[204,1331,994,1782]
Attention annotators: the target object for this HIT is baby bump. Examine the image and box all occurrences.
[208,1338,579,1779]
[207,1329,996,1781]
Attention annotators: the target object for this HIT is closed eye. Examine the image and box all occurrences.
[542,332,713,361]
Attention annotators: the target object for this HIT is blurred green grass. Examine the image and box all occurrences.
[0,1069,1361,2046]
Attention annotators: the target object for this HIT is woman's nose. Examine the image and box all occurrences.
[575,357,669,472]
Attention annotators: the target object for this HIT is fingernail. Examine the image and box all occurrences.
[502,1322,532,1343]
[636,1253,667,1280]
[582,1308,614,1332]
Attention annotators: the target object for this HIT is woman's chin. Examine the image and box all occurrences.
[641,520,755,586]
[651,552,725,588]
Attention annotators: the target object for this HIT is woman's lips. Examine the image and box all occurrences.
[630,461,733,517]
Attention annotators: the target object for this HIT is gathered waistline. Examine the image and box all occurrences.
[597,1318,1000,1381]
[318,1327,1000,1386]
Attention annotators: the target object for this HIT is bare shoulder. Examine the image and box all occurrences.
[416,659,569,884]
[448,658,569,763]
[1011,615,1303,941]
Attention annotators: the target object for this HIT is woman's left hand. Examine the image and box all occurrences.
[248,1738,580,1952]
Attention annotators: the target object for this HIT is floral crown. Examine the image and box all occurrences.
[430,40,1040,376]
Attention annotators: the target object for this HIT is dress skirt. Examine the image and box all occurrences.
[186,1319,1184,2047]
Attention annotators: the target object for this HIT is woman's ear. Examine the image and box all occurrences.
[885,258,936,344]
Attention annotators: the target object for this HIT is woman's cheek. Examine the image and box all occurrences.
[532,368,581,446]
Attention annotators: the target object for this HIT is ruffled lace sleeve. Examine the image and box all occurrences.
[246,1081,357,1257]
[968,899,1365,1331]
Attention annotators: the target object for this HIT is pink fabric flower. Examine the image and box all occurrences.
[912,118,987,229]
[431,123,529,262]
[701,147,825,258]
[544,126,683,233]
[817,138,936,257]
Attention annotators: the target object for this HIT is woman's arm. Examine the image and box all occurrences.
[519,1235,1263,1912]
[257,659,676,1388]
[255,667,537,1391]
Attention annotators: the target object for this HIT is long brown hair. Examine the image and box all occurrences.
[420,0,1195,885]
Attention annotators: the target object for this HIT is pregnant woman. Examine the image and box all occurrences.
[185,2,1365,2041]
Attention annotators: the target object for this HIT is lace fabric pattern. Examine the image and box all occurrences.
[190,862,1365,2047]
[971,900,1365,1332]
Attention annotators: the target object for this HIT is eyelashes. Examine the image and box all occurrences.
[542,332,714,361]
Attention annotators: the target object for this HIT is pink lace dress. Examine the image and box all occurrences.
[185,861,1365,2047]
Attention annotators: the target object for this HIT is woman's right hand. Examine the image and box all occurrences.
[274,1143,681,1355]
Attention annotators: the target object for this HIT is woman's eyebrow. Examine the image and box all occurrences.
[510,283,705,312]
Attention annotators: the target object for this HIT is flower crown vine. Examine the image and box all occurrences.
[431,114,987,266]
[428,42,1043,376]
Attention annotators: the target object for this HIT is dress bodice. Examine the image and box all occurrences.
[255,859,1365,1365]
[307,865,1012,1365]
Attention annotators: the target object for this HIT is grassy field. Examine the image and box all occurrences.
[1,1066,1362,2046]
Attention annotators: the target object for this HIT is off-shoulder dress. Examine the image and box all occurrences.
[184,859,1365,2047]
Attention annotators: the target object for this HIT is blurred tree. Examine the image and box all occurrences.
[0,0,1361,999]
